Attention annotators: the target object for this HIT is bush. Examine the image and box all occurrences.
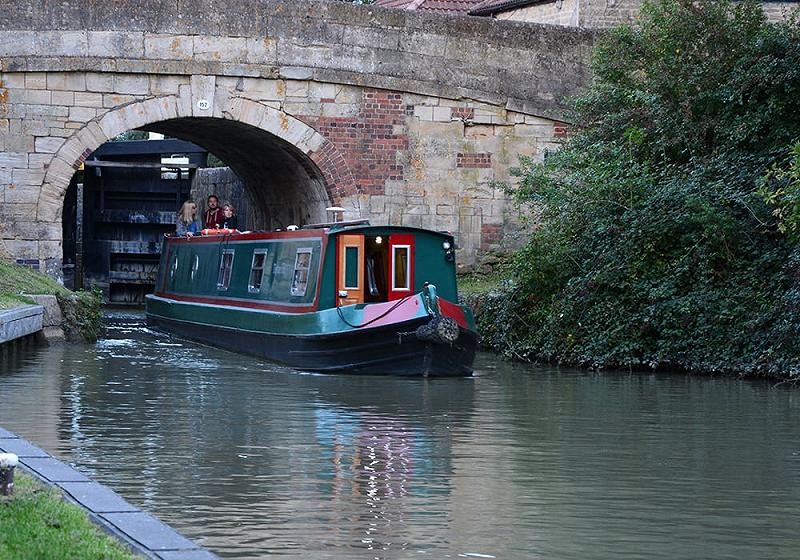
[490,0,800,378]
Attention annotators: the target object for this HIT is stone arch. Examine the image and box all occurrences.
[37,94,358,226]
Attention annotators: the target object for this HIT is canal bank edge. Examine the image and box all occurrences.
[0,259,102,342]
[0,427,217,560]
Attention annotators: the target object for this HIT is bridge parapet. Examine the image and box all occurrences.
[0,0,593,121]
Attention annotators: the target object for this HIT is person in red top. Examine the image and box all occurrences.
[203,194,224,229]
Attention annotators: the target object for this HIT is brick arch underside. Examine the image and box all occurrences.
[38,95,358,229]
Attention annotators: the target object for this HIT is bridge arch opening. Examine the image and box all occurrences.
[50,97,356,300]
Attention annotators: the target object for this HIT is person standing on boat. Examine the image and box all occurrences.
[221,202,238,231]
[176,201,200,236]
[203,195,224,229]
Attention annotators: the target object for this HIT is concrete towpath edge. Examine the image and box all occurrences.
[0,426,218,560]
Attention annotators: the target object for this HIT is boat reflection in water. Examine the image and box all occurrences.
[302,373,477,554]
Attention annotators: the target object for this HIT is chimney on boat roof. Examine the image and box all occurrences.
[325,206,346,223]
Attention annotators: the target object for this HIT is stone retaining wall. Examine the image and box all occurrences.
[0,305,42,344]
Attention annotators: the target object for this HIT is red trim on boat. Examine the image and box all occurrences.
[153,291,319,313]
[438,298,469,329]
[168,230,327,244]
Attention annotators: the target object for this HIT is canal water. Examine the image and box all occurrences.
[1,311,799,559]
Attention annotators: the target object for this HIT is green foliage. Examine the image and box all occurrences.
[110,129,149,142]
[489,0,800,377]
[57,289,103,343]
[760,142,800,240]
[0,472,137,559]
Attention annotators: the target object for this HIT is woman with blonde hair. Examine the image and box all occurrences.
[176,201,199,236]
[221,202,238,231]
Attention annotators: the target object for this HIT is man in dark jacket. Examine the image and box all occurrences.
[203,194,224,229]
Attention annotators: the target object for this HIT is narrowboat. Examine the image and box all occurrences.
[144,221,478,376]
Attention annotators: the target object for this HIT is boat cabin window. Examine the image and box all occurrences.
[191,254,199,281]
[344,246,360,290]
[170,253,179,280]
[217,249,235,291]
[248,249,268,293]
[290,248,313,296]
[392,245,411,292]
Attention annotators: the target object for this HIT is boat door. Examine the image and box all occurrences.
[337,234,365,306]
[388,234,414,301]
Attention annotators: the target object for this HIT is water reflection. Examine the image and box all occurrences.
[0,311,799,559]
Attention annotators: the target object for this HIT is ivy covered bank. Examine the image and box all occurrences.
[478,0,800,378]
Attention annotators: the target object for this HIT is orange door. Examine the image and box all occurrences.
[337,234,364,306]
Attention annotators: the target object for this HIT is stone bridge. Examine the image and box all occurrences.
[0,0,593,276]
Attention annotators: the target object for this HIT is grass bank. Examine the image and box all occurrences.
[0,259,102,341]
[0,471,138,559]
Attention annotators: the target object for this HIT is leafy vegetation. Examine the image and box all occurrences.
[0,472,137,560]
[0,259,102,341]
[483,0,800,377]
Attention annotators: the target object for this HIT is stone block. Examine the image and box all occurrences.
[51,90,74,106]
[432,106,452,122]
[85,72,114,93]
[413,105,434,121]
[190,74,216,117]
[26,295,63,328]
[46,72,86,92]
[369,195,386,214]
[61,482,139,514]
[194,36,247,63]
[114,74,150,95]
[22,457,87,483]
[48,128,74,138]
[436,204,455,215]
[10,169,45,187]
[24,73,47,90]
[0,152,28,167]
[149,75,186,96]
[1,239,38,258]
[279,66,314,81]
[144,34,194,60]
[22,104,69,118]
[0,73,25,89]
[40,157,74,188]
[103,93,137,109]
[398,31,448,57]
[88,31,144,58]
[35,137,65,154]
[28,154,51,169]
[245,37,278,65]
[285,80,309,98]
[0,31,35,57]
[101,512,200,552]
[73,91,104,107]
[343,25,399,50]
[4,134,35,152]
[321,103,359,118]
[68,106,96,122]
[240,78,285,101]
[24,89,51,104]
[36,31,87,57]
[284,101,320,117]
